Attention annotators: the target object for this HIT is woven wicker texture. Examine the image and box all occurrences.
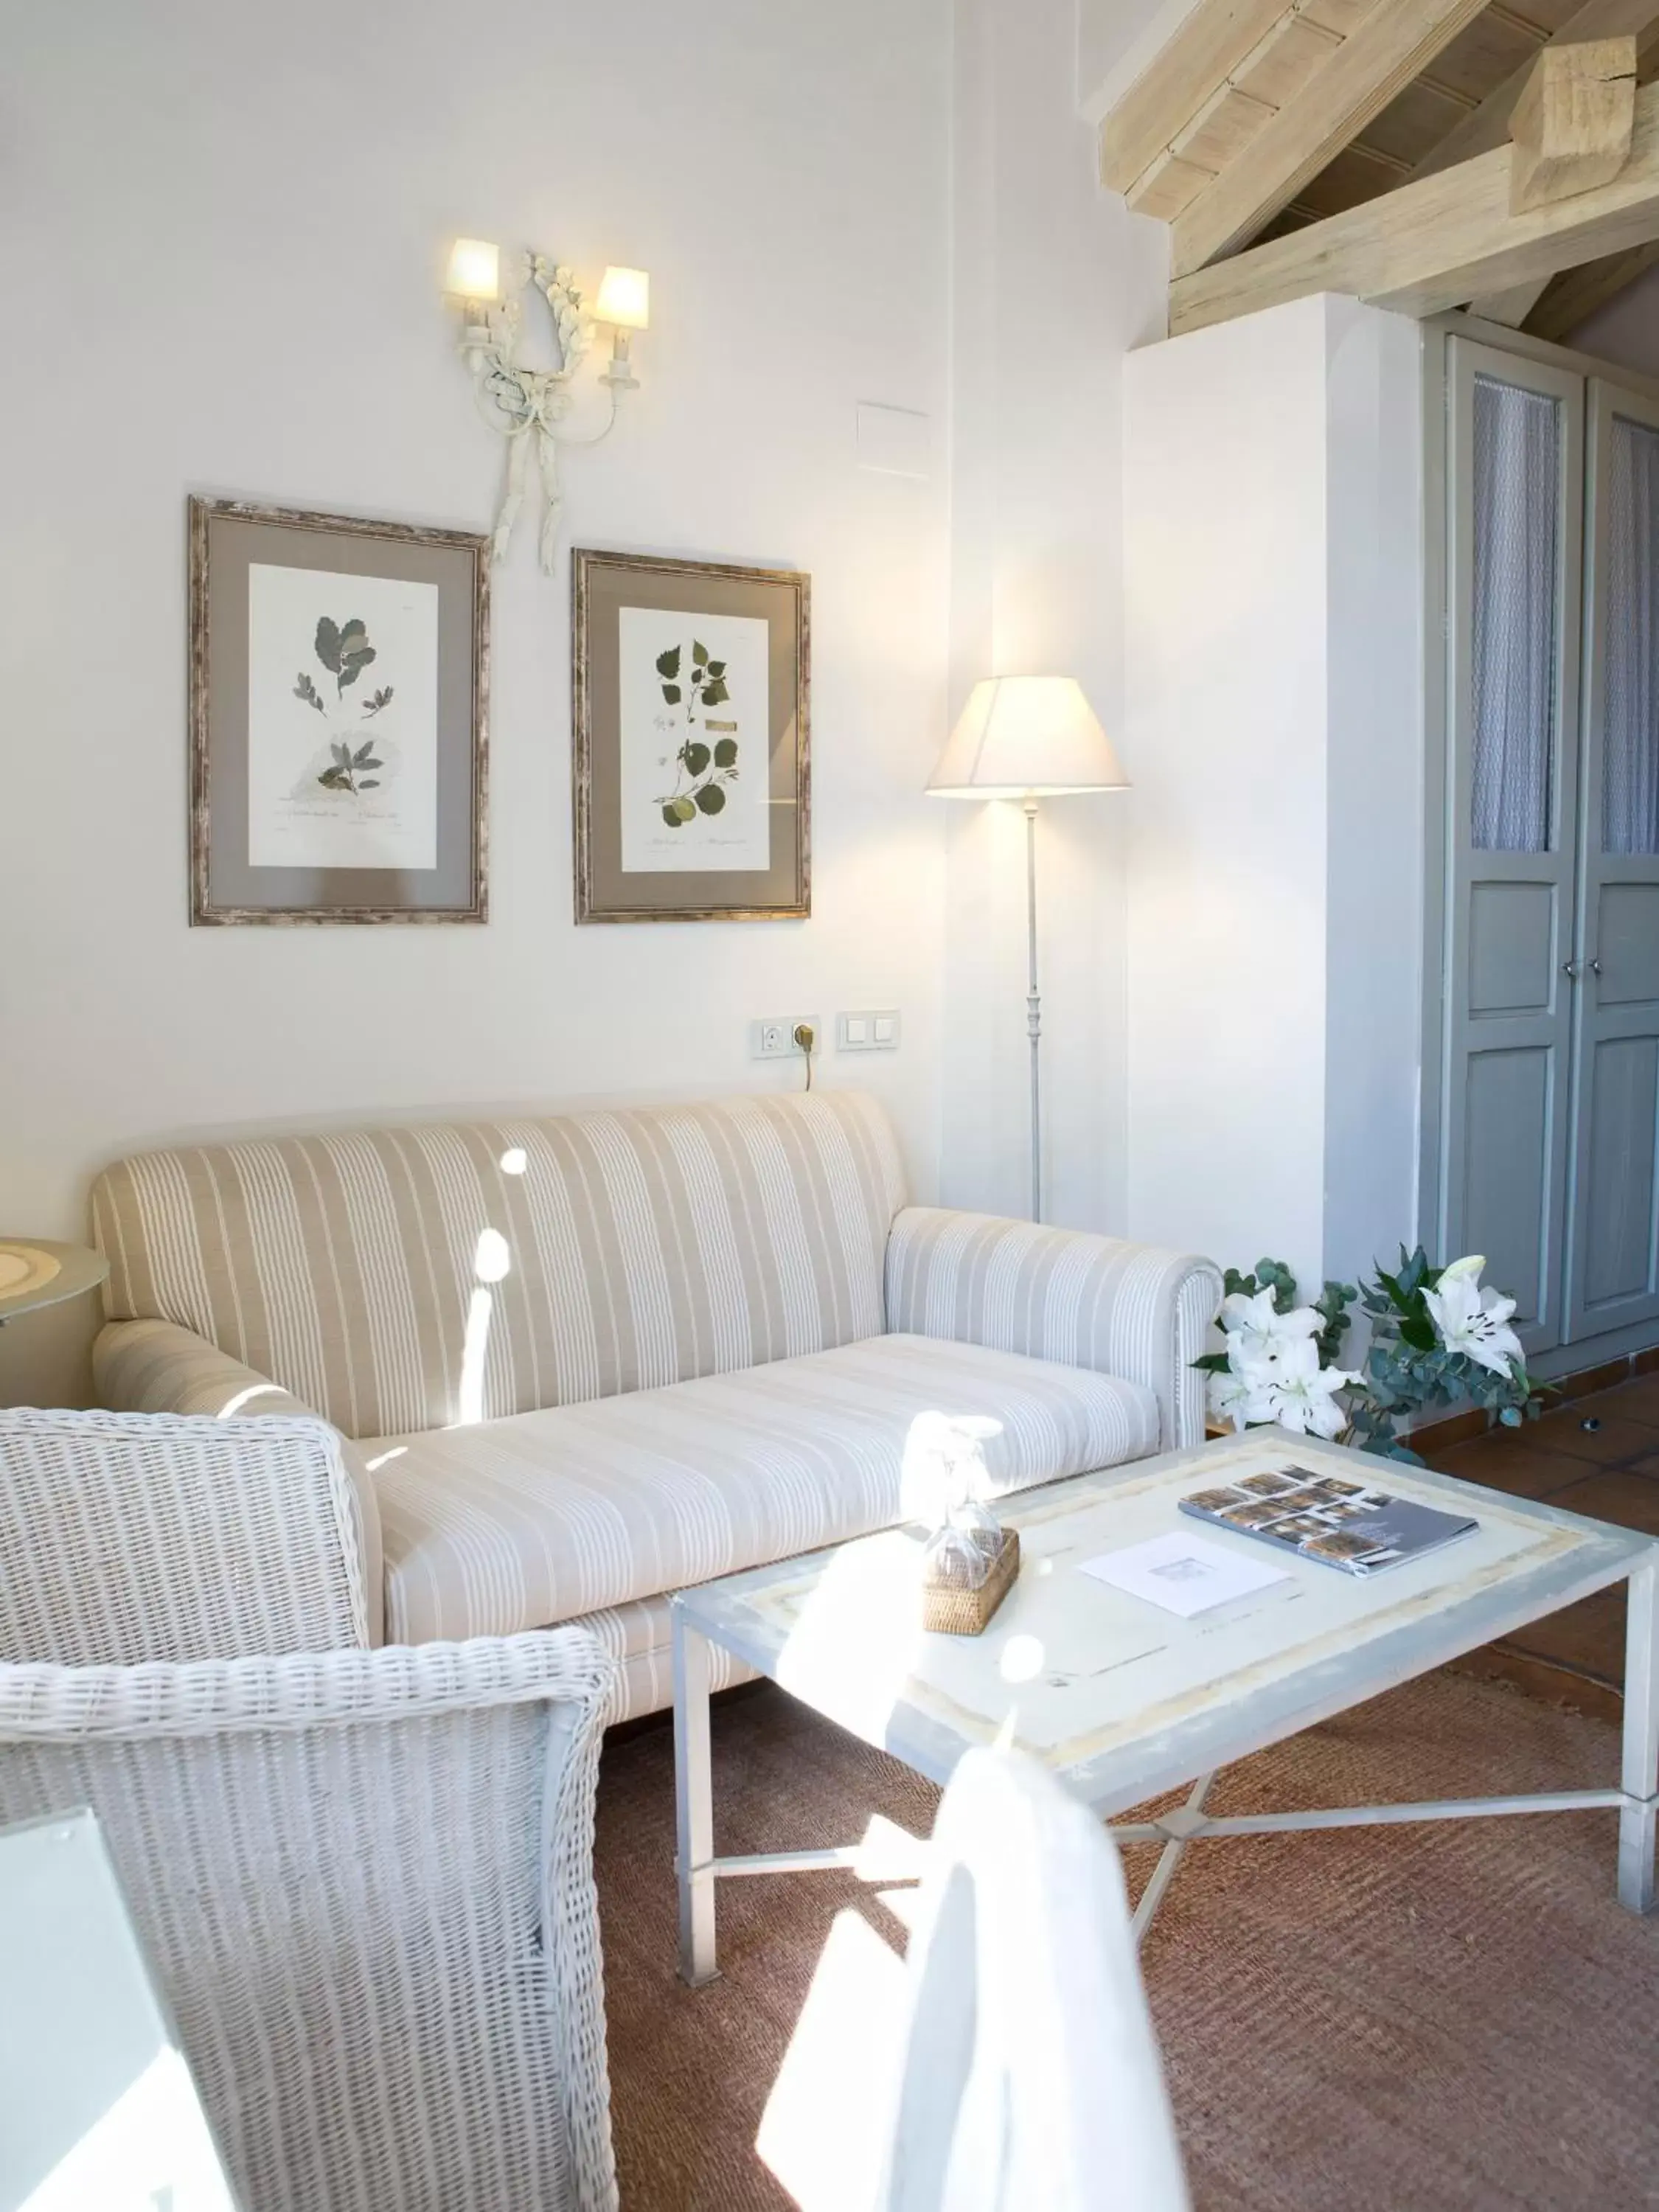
[0,1406,371,1663]
[0,1632,619,2212]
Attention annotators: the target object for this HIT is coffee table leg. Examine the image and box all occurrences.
[673,1605,719,1984]
[1619,1559,1658,1914]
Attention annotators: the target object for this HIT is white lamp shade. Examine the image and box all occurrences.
[596,265,651,329]
[927,675,1128,798]
[445,237,501,302]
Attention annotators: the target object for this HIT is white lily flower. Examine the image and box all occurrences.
[1425,1267,1523,1378]
[1218,1285,1321,1368]
[1208,1363,1275,1433]
[1259,1337,1357,1440]
[1437,1253,1486,1284]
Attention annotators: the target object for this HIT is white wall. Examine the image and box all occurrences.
[942,0,1167,1232]
[0,0,954,1401]
[1123,295,1424,1294]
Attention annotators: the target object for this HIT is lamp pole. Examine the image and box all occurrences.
[1024,797,1043,1223]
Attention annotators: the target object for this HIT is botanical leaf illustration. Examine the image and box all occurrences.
[361,686,394,717]
[316,729,386,797]
[653,634,740,825]
[294,672,326,714]
[315,615,377,697]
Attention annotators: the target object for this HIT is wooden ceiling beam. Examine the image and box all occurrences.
[1169,0,1495,274]
[1467,274,1555,318]
[1099,0,1297,196]
[1411,0,1659,178]
[1522,234,1659,330]
[1509,36,1636,209]
[1169,70,1659,331]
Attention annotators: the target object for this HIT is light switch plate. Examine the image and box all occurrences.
[838,1009,900,1051]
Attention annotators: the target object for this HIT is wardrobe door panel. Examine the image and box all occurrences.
[1442,339,1585,1356]
[1567,384,1659,1341]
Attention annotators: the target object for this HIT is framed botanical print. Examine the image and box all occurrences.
[189,497,489,923]
[572,548,810,922]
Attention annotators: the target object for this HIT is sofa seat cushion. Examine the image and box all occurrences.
[370,1333,1160,1644]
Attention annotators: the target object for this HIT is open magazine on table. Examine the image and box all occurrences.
[1178,1462,1476,1577]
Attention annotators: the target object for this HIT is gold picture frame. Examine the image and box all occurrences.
[189,496,489,924]
[572,547,810,922]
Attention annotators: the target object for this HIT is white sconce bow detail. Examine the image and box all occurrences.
[445,241,650,572]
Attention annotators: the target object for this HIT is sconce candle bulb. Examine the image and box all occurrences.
[596,265,651,389]
[445,237,501,303]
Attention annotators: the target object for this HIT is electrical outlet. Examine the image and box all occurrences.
[837,1009,900,1051]
[751,1016,821,1060]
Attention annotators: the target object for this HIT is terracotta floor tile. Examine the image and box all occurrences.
[1596,1374,1659,1427]
[1503,1584,1628,1682]
[1529,1406,1659,1465]
[1544,1467,1659,1537]
[1427,1436,1600,1499]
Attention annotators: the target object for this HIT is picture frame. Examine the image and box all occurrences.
[189,496,489,924]
[572,547,810,922]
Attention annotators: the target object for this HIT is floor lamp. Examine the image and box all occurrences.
[927,676,1130,1223]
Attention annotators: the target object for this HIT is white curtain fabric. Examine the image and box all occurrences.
[871,1747,1190,2212]
[1604,411,1659,856]
[1471,375,1561,854]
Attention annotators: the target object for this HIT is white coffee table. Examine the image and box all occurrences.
[669,1431,1659,1985]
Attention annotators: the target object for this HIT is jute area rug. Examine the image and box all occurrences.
[595,1672,1659,2211]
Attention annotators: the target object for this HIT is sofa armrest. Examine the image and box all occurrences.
[883,1208,1222,1453]
[93,1319,384,1646]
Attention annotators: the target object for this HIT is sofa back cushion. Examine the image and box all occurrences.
[93,1092,907,1439]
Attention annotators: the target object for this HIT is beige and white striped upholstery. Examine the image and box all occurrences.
[0,1632,619,2212]
[371,1333,1160,1644]
[574,1593,759,1723]
[92,1091,906,1440]
[88,1091,1222,1705]
[886,1207,1222,1453]
[0,1406,373,1663]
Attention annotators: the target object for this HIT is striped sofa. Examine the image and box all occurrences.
[90,1091,1221,1719]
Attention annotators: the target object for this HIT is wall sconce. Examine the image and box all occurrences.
[445,240,650,572]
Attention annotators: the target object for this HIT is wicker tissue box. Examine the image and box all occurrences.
[922,1528,1020,1636]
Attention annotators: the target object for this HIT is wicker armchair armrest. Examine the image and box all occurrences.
[91,1318,383,1646]
[884,1207,1222,1452]
[0,1628,621,2212]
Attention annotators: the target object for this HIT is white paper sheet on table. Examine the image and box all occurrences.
[1078,1531,1290,1618]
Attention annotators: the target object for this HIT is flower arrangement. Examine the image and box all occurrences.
[1197,1248,1547,1462]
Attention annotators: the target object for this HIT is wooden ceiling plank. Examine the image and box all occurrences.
[1509,37,1637,209]
[1170,0,1498,275]
[1171,83,1281,172]
[1523,234,1659,326]
[1169,73,1659,330]
[1412,0,1659,175]
[1129,149,1222,219]
[1229,11,1343,103]
[1100,0,1298,195]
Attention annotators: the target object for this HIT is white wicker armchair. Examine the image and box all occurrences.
[0,1405,376,1663]
[0,1632,620,2212]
